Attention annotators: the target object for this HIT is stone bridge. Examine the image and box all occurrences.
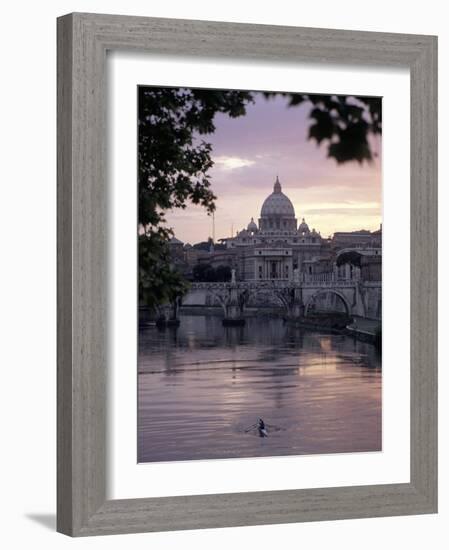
[182,275,381,323]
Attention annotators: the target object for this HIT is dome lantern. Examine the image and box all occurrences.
[273,175,282,193]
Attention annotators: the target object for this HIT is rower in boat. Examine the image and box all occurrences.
[258,418,268,437]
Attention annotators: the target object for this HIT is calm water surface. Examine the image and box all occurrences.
[138,314,381,463]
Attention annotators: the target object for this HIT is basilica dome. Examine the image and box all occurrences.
[260,176,296,218]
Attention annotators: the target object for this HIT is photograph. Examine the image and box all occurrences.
[137,85,382,463]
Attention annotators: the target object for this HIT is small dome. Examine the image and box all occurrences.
[298,218,310,234]
[260,177,296,218]
[247,217,258,232]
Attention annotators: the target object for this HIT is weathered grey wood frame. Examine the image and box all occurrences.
[57,12,438,537]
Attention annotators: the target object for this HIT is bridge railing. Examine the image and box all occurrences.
[188,277,361,290]
[302,272,335,283]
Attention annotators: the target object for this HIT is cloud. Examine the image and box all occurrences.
[213,156,255,170]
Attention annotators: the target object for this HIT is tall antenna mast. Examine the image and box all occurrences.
[212,211,215,243]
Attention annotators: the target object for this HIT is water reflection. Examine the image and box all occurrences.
[138,314,381,463]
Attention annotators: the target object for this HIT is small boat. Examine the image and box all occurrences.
[244,418,277,437]
[257,418,268,437]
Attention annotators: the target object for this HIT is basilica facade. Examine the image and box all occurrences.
[170,176,381,284]
[225,177,328,281]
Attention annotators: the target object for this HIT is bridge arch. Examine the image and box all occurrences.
[200,285,249,316]
[204,287,233,314]
[304,289,351,316]
[243,286,291,312]
[181,286,228,313]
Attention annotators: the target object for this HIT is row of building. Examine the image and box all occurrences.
[168,177,382,283]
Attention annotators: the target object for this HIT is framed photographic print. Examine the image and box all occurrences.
[136,85,383,464]
[57,13,437,536]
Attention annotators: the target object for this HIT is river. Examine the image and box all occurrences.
[138,314,381,463]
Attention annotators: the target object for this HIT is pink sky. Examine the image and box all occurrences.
[164,92,382,243]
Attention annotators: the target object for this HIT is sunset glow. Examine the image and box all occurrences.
[164,92,382,243]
